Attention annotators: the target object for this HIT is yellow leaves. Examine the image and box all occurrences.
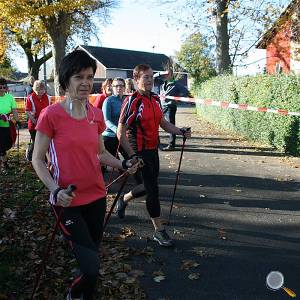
[118,226,136,239]
[0,0,100,29]
[0,31,8,63]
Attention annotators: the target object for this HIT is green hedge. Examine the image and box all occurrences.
[194,74,300,155]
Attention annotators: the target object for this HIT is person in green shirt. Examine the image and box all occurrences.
[0,77,20,169]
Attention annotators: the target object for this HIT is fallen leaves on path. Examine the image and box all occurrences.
[153,270,166,283]
[0,149,146,300]
[218,228,227,240]
[180,260,200,270]
[188,273,200,280]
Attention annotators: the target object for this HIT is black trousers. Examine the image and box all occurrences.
[53,198,106,300]
[103,135,145,197]
[137,149,160,218]
[0,127,11,156]
[29,129,37,142]
[103,136,121,158]
[163,105,177,146]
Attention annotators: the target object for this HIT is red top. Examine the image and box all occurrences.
[120,91,163,152]
[25,92,51,130]
[93,93,109,109]
[36,103,107,207]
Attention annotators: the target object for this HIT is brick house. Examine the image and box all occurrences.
[256,0,300,74]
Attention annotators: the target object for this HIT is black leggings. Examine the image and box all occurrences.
[29,129,36,142]
[53,198,106,300]
[0,127,11,156]
[163,105,177,146]
[138,149,160,218]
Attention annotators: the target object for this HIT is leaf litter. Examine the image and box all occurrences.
[0,148,146,299]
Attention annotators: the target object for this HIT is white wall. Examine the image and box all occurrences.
[290,41,300,74]
[107,69,128,79]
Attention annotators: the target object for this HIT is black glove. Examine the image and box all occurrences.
[122,158,131,170]
[180,127,191,135]
[129,154,144,166]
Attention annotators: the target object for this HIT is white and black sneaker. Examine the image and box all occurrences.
[153,229,174,247]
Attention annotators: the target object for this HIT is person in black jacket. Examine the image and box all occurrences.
[160,69,191,151]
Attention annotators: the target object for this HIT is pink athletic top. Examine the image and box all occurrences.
[36,103,106,207]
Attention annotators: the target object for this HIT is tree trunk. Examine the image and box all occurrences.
[19,38,52,80]
[215,0,232,74]
[31,51,53,80]
[50,35,66,96]
[43,13,69,96]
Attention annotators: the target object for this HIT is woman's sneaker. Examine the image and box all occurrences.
[153,229,174,247]
[116,198,127,219]
[66,289,82,300]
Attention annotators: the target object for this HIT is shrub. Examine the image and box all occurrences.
[194,74,300,155]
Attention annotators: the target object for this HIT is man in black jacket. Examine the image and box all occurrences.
[160,69,190,151]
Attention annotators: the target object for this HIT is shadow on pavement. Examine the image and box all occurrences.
[158,172,300,191]
[181,146,285,157]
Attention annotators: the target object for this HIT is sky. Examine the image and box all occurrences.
[15,1,184,73]
[13,0,289,76]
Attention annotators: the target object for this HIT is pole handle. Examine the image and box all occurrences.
[65,184,76,196]
[181,127,191,138]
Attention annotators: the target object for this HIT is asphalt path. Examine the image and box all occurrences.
[107,104,300,300]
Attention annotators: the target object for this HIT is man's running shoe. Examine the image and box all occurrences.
[161,145,175,151]
[116,198,127,219]
[153,229,174,247]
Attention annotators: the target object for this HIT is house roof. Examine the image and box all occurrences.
[78,45,172,71]
[256,0,298,49]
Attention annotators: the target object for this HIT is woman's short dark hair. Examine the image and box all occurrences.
[59,50,97,91]
[112,77,125,86]
[0,77,7,86]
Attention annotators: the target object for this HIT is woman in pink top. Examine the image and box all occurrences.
[93,78,113,109]
[32,50,138,300]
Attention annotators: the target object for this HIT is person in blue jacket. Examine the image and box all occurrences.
[102,77,126,158]
[102,77,146,218]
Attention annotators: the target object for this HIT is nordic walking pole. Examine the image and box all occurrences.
[168,128,191,224]
[17,123,20,166]
[31,184,76,299]
[103,173,129,231]
[106,168,129,190]
[107,141,121,187]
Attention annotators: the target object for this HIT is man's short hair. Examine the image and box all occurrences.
[59,50,97,91]
[133,64,152,80]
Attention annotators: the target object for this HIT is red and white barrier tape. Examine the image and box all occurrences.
[162,95,300,117]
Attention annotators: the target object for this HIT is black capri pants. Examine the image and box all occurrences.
[137,149,160,218]
[53,198,106,300]
[0,126,12,156]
